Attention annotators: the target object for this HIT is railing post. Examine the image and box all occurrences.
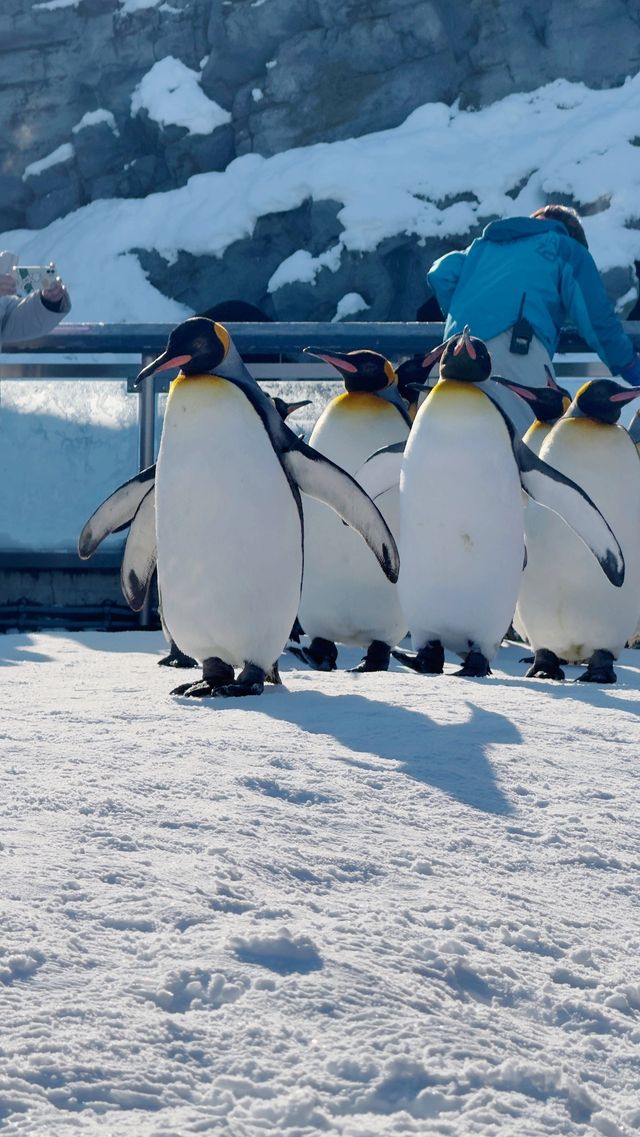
[138,352,156,628]
[138,353,156,471]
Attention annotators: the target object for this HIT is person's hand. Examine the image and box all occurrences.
[0,273,17,297]
[620,353,640,387]
[41,275,66,304]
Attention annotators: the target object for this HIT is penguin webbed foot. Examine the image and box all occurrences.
[171,679,219,697]
[525,649,565,681]
[349,640,391,673]
[171,656,235,697]
[576,649,617,684]
[288,637,338,671]
[392,640,444,675]
[454,650,492,678]
[159,641,198,669]
[265,661,282,685]
[213,663,266,698]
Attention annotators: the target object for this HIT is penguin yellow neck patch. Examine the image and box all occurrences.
[334,391,394,413]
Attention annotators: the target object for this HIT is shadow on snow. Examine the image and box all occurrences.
[243,690,516,816]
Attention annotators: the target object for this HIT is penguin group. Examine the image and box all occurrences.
[79,318,640,695]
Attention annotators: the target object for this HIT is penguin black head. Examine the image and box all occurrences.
[303,347,396,393]
[396,343,446,402]
[439,327,492,383]
[271,396,312,420]
[493,370,568,423]
[136,318,230,385]
[569,379,640,425]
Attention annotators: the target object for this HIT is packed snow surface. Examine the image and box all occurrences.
[2,75,640,321]
[1,632,639,1135]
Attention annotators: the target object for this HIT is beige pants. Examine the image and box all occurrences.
[486,329,555,388]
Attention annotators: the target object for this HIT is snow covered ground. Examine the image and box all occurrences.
[1,631,639,1136]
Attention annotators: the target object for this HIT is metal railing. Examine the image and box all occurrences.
[1,321,638,630]
[4,321,639,477]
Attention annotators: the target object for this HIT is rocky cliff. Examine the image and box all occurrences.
[1,0,639,320]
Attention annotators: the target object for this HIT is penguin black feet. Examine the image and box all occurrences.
[349,640,391,673]
[577,649,617,684]
[171,656,234,697]
[453,650,492,678]
[289,636,338,671]
[392,640,444,674]
[525,648,565,681]
[213,663,266,698]
[158,639,198,669]
[265,661,282,685]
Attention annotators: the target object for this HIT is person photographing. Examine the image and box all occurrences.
[0,252,71,346]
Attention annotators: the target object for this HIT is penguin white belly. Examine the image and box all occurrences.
[516,421,640,660]
[299,394,408,646]
[398,383,523,660]
[156,376,302,670]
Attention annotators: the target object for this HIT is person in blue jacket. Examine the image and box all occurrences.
[427,204,640,388]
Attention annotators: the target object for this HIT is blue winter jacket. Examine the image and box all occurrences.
[427,218,635,374]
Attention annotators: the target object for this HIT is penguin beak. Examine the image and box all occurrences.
[134,351,192,388]
[406,382,431,393]
[285,399,312,415]
[493,377,539,402]
[421,342,448,370]
[544,365,560,390]
[610,387,640,403]
[454,325,476,359]
[303,347,359,374]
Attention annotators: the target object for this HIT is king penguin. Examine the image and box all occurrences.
[494,368,571,648]
[79,395,311,671]
[82,319,399,698]
[292,348,411,672]
[388,328,625,677]
[515,379,640,682]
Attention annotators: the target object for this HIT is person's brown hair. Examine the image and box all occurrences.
[530,204,588,248]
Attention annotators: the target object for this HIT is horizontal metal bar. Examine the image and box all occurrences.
[0,551,123,570]
[0,359,613,385]
[0,363,138,379]
[6,322,640,355]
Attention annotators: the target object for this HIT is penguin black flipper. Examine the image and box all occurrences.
[483,389,625,587]
[355,441,406,503]
[282,441,400,583]
[121,486,157,610]
[512,434,624,587]
[78,464,156,558]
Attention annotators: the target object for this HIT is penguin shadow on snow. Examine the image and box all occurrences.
[194,686,518,816]
[487,672,640,717]
[0,634,53,666]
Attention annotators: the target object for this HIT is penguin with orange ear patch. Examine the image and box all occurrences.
[80,319,399,698]
[392,328,625,678]
[514,379,640,682]
[291,348,410,672]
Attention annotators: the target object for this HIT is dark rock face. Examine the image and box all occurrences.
[1,0,638,318]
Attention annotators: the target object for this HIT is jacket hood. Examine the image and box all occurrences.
[481,217,568,243]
